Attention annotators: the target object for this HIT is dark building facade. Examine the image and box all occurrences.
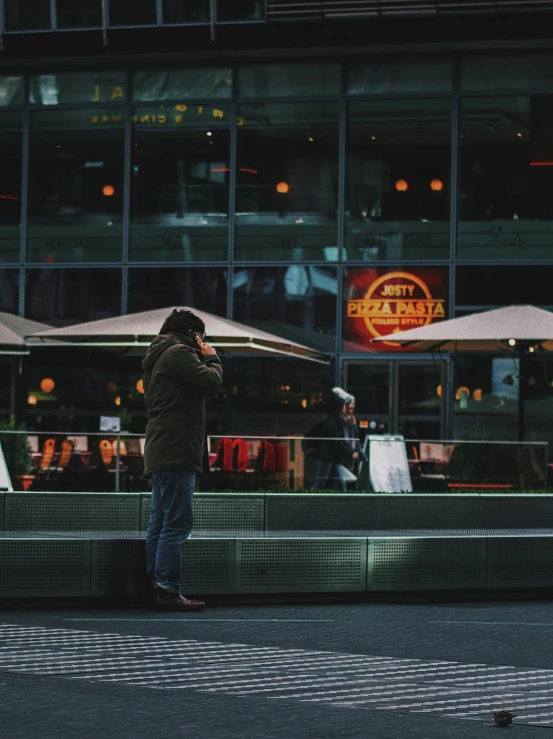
[1,0,553,445]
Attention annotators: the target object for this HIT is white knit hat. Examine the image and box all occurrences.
[332,386,354,404]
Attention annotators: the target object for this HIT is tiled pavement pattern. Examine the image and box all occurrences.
[3,623,553,729]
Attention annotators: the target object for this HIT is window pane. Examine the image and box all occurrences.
[27,110,125,264]
[462,54,553,92]
[25,268,122,325]
[458,97,553,260]
[57,0,102,27]
[455,266,553,306]
[219,357,335,437]
[109,0,156,25]
[235,102,339,261]
[233,266,337,353]
[217,0,265,21]
[343,267,449,352]
[133,69,232,101]
[0,363,13,413]
[346,99,451,261]
[162,0,208,23]
[29,72,126,105]
[238,64,340,98]
[0,270,19,313]
[348,59,452,95]
[5,0,50,30]
[130,106,230,262]
[0,113,22,264]
[128,267,228,314]
[0,77,24,107]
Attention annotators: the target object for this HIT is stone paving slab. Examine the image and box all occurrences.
[2,601,553,737]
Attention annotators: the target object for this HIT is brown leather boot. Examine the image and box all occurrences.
[155,589,206,612]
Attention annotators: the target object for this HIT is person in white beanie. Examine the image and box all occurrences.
[311,388,359,491]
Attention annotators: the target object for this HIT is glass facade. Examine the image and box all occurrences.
[1,55,552,439]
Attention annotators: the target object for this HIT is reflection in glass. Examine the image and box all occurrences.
[398,364,442,415]
[25,268,122,325]
[0,78,24,107]
[108,0,156,25]
[453,354,518,441]
[162,0,208,23]
[128,268,228,314]
[233,266,337,353]
[344,362,390,422]
[130,107,230,262]
[219,357,335,436]
[238,64,339,97]
[235,103,339,261]
[133,69,231,101]
[348,59,452,95]
[0,363,12,412]
[57,0,102,27]
[0,270,19,313]
[459,97,553,260]
[345,99,451,260]
[217,0,265,21]
[456,266,553,306]
[461,54,553,92]
[5,0,50,30]
[29,72,126,106]
[27,110,124,263]
[0,113,22,264]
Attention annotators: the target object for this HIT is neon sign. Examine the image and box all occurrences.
[344,268,449,352]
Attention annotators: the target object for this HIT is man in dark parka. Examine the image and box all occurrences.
[143,309,223,611]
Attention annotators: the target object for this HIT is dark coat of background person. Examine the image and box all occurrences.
[142,331,223,475]
[316,413,355,467]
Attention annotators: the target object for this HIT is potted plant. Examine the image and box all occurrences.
[0,416,34,491]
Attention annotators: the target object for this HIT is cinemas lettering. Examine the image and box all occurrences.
[344,268,449,352]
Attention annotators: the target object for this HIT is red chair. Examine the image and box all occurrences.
[212,438,234,472]
[233,439,249,472]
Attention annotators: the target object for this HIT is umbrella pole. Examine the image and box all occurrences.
[518,343,525,443]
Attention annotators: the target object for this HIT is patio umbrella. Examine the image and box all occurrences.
[372,304,553,441]
[0,312,51,356]
[0,312,52,416]
[27,306,329,363]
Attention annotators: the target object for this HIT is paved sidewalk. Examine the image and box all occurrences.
[2,599,553,738]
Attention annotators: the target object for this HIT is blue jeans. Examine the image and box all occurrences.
[311,460,347,492]
[145,469,196,594]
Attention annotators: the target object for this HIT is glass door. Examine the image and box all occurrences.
[343,360,445,440]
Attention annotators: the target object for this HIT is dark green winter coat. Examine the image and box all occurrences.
[142,332,223,475]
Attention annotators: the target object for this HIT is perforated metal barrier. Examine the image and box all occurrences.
[1,494,553,597]
[6,493,141,531]
[236,538,367,593]
[265,494,377,531]
[0,538,91,597]
[368,537,486,591]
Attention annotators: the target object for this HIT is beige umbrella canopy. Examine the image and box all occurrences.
[372,305,553,441]
[374,305,553,352]
[0,312,51,355]
[28,306,329,363]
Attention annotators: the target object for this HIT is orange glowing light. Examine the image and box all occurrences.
[276,181,290,194]
[136,379,144,395]
[430,179,444,192]
[473,388,483,402]
[115,396,121,407]
[436,384,443,398]
[27,394,37,406]
[455,386,471,401]
[40,377,55,393]
[395,179,408,192]
[102,185,115,197]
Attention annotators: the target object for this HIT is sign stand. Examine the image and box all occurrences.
[0,441,13,492]
[363,434,412,493]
